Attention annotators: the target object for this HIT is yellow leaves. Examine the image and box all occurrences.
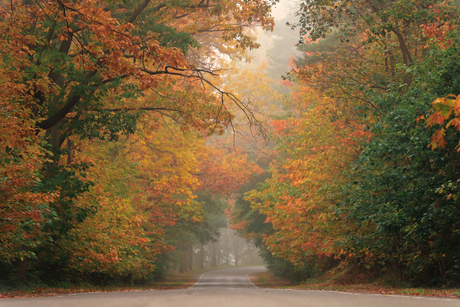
[64,112,227,275]
[130,120,203,205]
[60,137,160,275]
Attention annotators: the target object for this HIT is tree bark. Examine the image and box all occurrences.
[179,249,188,273]
[216,244,220,266]
[233,236,240,266]
[188,245,193,271]
[199,243,204,269]
[15,258,28,282]
[210,243,217,267]
[225,229,230,266]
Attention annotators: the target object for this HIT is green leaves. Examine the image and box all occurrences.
[339,38,460,283]
[232,0,460,287]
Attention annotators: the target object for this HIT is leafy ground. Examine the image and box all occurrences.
[0,265,261,299]
[251,269,460,299]
[0,267,215,299]
[249,271,294,288]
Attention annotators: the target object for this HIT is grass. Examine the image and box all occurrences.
[249,271,294,288]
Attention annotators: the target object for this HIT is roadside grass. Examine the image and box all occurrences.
[0,265,246,299]
[250,271,293,288]
[253,268,460,299]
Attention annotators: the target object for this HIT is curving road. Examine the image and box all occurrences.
[1,266,458,307]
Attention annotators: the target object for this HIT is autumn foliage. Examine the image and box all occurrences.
[3,0,460,289]
[231,0,460,286]
[0,0,275,286]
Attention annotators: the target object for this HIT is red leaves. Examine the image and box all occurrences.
[421,19,456,50]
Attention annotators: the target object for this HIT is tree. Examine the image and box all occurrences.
[167,138,263,272]
[236,0,460,285]
[0,0,277,283]
[0,24,57,277]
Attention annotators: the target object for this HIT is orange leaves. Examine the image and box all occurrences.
[2,0,273,134]
[425,94,460,151]
[0,0,278,279]
[420,3,456,50]
[430,128,447,150]
[245,77,372,265]
[197,145,263,196]
[271,119,291,134]
[447,117,460,130]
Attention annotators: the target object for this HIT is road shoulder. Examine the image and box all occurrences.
[251,271,460,299]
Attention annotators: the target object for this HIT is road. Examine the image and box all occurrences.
[1,266,458,307]
[191,266,265,288]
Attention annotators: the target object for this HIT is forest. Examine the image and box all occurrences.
[1,0,460,289]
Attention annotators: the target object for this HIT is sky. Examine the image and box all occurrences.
[239,0,303,81]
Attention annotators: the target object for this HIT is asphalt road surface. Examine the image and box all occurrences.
[1,266,458,307]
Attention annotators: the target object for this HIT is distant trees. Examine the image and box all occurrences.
[169,227,262,273]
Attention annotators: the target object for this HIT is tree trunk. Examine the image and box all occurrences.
[249,245,254,264]
[233,236,240,266]
[199,243,204,269]
[225,229,229,266]
[179,249,188,273]
[15,257,28,282]
[188,245,193,271]
[210,243,217,267]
